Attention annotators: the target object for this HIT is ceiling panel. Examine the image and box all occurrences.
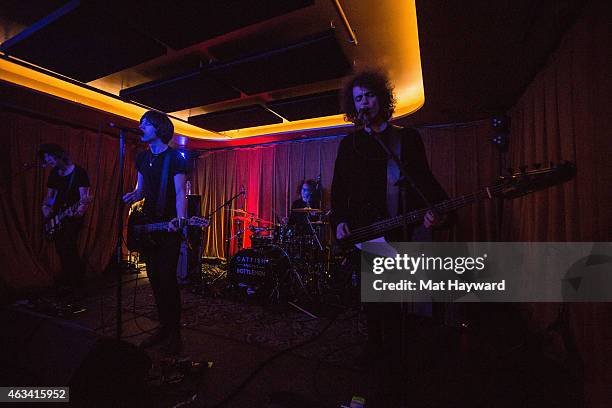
[189,105,282,131]
[119,69,241,113]
[267,90,341,121]
[212,30,351,95]
[114,0,314,50]
[0,1,167,83]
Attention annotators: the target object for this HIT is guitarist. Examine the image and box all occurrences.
[123,110,187,355]
[39,143,90,294]
[331,71,451,368]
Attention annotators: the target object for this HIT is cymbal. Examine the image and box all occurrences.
[310,221,329,225]
[231,215,256,222]
[291,207,326,214]
[229,209,252,215]
[232,215,274,224]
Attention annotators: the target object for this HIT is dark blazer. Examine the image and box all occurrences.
[330,125,450,240]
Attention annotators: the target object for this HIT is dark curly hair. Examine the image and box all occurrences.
[340,70,396,124]
[140,110,174,144]
[38,143,70,163]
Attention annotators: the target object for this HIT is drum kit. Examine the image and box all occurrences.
[226,207,332,304]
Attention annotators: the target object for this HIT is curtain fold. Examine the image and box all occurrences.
[502,2,611,405]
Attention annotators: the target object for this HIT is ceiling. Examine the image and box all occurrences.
[0,0,586,148]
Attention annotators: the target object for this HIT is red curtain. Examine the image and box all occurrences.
[193,137,345,258]
[1,110,138,293]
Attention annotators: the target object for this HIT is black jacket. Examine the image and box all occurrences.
[330,125,450,240]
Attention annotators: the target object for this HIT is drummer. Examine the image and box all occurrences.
[288,179,321,231]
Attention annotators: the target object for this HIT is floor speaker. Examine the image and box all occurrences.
[0,307,151,403]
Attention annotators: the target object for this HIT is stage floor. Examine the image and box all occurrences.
[10,269,581,408]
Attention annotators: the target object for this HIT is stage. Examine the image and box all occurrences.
[3,266,581,408]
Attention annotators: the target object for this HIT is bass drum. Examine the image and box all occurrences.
[228,245,291,303]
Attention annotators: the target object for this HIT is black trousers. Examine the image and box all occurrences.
[53,219,85,288]
[142,234,182,334]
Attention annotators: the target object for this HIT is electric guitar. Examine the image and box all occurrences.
[338,161,576,252]
[43,199,89,240]
[126,208,209,253]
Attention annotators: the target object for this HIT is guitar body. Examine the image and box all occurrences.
[43,202,81,241]
[126,209,167,253]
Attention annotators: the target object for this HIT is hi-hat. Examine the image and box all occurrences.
[231,215,257,222]
[291,207,325,214]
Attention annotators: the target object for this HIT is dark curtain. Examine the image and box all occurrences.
[502,1,612,406]
[1,110,138,292]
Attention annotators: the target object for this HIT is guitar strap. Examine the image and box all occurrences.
[64,169,77,209]
[373,128,434,210]
[155,151,172,218]
[67,168,76,191]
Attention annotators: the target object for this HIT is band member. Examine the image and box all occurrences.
[288,179,321,230]
[330,71,451,365]
[39,144,90,293]
[123,110,187,355]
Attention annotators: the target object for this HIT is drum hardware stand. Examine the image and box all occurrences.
[208,189,245,267]
[268,247,319,319]
[288,261,319,318]
[305,216,324,251]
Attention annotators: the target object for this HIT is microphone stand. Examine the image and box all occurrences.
[109,123,141,340]
[115,127,127,340]
[205,190,245,265]
[366,118,436,408]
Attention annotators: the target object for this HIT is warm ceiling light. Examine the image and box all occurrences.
[0,56,226,139]
[220,0,424,138]
[0,0,423,141]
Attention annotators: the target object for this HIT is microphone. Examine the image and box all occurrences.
[240,185,246,198]
[357,108,370,126]
[108,122,143,135]
[23,162,46,168]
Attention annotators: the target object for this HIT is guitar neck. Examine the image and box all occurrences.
[345,185,500,246]
[134,217,206,234]
[136,222,172,233]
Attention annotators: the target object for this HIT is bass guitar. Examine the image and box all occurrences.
[338,161,576,252]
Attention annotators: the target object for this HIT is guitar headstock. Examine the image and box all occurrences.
[496,161,576,198]
[187,216,210,228]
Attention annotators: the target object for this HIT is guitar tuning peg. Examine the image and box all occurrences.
[533,163,542,169]
[519,165,528,173]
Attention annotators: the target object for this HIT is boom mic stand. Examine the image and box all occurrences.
[108,123,141,340]
[367,118,437,408]
[210,189,245,266]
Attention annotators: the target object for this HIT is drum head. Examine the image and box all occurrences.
[228,245,291,303]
